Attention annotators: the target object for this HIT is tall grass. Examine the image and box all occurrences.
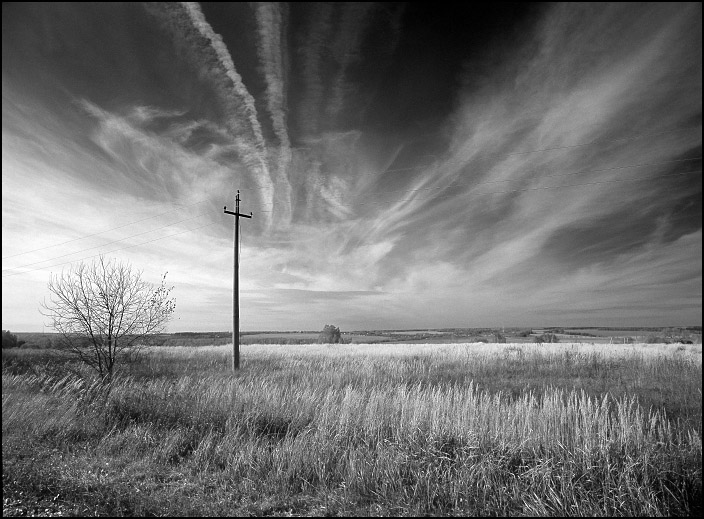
[2,343,701,516]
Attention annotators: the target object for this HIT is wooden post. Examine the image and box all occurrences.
[224,190,252,370]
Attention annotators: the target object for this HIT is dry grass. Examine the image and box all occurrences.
[2,342,701,516]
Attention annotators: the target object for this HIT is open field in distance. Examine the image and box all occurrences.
[12,326,703,349]
[3,342,701,516]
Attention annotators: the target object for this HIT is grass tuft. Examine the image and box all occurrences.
[3,342,701,516]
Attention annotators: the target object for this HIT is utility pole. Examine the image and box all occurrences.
[224,190,252,370]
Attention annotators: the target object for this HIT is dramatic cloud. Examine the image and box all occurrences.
[253,2,293,226]
[2,3,701,332]
[151,2,277,225]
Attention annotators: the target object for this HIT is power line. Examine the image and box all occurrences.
[2,212,213,274]
[2,196,213,260]
[223,191,253,370]
[2,221,219,278]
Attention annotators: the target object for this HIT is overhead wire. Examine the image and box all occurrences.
[2,221,220,278]
[2,196,213,260]
[2,211,214,273]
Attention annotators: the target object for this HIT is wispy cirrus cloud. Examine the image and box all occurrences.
[147,2,276,226]
[325,3,375,123]
[180,2,266,153]
[356,3,700,268]
[256,3,701,329]
[296,3,335,137]
[77,100,235,205]
[253,2,294,226]
[2,3,700,332]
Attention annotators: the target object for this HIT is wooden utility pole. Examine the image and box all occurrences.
[224,190,252,370]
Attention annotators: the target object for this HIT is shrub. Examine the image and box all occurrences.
[534,333,559,343]
[319,324,342,344]
[2,330,24,349]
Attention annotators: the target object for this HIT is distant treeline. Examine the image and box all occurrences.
[561,326,702,332]
[5,326,701,349]
[171,331,232,337]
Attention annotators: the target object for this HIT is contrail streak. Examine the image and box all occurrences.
[182,2,266,154]
[180,2,275,226]
[254,2,293,225]
[297,3,334,136]
[326,3,374,122]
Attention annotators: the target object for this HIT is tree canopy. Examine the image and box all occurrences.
[319,324,342,344]
[40,255,175,379]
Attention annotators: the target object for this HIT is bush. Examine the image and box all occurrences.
[319,324,342,344]
[534,333,559,343]
[2,330,24,349]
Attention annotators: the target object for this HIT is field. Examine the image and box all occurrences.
[12,327,702,349]
[2,342,702,516]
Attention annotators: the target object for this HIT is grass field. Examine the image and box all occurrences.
[2,342,701,516]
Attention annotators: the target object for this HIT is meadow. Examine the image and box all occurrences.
[2,342,701,516]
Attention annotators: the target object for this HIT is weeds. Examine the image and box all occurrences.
[2,343,701,516]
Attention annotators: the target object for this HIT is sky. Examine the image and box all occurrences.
[2,2,702,333]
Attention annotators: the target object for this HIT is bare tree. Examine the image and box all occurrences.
[40,255,175,380]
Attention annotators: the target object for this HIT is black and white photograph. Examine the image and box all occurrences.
[2,2,701,516]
